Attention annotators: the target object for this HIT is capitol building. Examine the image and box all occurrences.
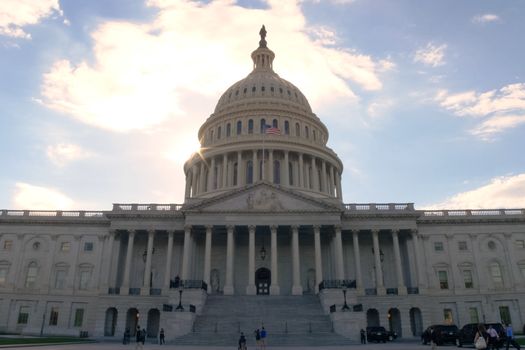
[1,27,525,345]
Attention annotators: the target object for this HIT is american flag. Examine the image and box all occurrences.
[264,124,281,135]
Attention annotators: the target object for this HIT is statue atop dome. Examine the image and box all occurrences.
[259,25,267,48]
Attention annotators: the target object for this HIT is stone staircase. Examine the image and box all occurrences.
[174,295,357,346]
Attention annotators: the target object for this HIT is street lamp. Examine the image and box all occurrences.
[176,286,184,311]
[341,285,350,311]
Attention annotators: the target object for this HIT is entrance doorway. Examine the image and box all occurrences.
[255,267,271,295]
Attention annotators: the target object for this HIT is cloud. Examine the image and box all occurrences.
[423,174,525,209]
[414,43,447,67]
[435,83,525,139]
[367,99,394,118]
[0,0,62,39]
[46,143,93,167]
[472,14,500,24]
[40,0,391,133]
[12,182,74,210]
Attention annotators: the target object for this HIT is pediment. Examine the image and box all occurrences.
[183,183,342,213]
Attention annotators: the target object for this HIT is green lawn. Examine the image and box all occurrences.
[0,337,92,345]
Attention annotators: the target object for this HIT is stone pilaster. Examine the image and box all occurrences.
[270,225,280,295]
[224,225,235,295]
[291,225,303,295]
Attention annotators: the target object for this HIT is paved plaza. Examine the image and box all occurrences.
[0,341,440,350]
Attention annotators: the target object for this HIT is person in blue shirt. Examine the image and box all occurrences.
[505,324,520,350]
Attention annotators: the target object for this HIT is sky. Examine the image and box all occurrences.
[1,0,525,211]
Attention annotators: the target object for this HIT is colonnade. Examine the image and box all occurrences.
[110,227,424,296]
[184,149,342,199]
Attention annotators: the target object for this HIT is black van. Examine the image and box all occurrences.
[457,323,507,347]
[421,324,459,345]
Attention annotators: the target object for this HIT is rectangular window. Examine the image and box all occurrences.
[515,240,525,249]
[458,241,468,251]
[469,307,479,323]
[434,242,444,252]
[74,309,84,327]
[17,306,30,324]
[443,308,453,324]
[54,270,66,289]
[83,242,93,252]
[499,306,511,325]
[438,270,449,289]
[3,240,13,250]
[60,242,71,252]
[49,307,59,326]
[79,271,90,290]
[0,267,8,285]
[490,263,504,289]
[463,270,474,289]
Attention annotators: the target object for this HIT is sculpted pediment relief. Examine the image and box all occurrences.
[186,184,341,213]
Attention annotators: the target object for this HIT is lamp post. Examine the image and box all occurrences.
[341,285,350,311]
[176,286,184,311]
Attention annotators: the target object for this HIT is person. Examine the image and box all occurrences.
[159,328,165,345]
[474,324,488,350]
[123,328,130,344]
[173,275,180,288]
[487,325,500,350]
[260,326,267,349]
[254,329,261,350]
[136,325,141,343]
[430,327,437,350]
[360,328,366,344]
[238,332,247,350]
[135,329,143,350]
[505,324,521,350]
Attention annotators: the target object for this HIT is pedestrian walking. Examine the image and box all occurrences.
[260,326,267,349]
[474,324,488,350]
[135,329,143,350]
[136,325,141,343]
[238,332,247,350]
[505,324,521,350]
[360,328,366,344]
[159,328,165,345]
[254,329,261,350]
[430,327,437,350]
[487,325,500,350]
[123,328,131,344]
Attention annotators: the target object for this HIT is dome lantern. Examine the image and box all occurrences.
[251,25,275,72]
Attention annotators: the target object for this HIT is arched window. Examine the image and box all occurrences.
[217,126,222,139]
[274,160,280,184]
[260,119,266,133]
[295,123,300,137]
[25,262,37,288]
[284,121,290,135]
[226,123,231,137]
[233,162,238,186]
[272,119,278,128]
[289,161,293,186]
[490,262,504,289]
[237,121,242,135]
[305,126,309,139]
[246,161,253,184]
[248,119,254,134]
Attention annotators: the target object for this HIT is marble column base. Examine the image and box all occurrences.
[398,286,408,295]
[120,287,129,296]
[292,285,303,295]
[270,285,280,295]
[223,285,234,295]
[246,285,257,295]
[377,286,386,296]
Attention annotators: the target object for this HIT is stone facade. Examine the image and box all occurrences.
[1,28,525,341]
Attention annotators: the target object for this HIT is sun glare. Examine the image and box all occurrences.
[164,136,201,165]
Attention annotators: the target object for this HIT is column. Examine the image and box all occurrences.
[392,230,407,295]
[334,226,345,280]
[313,225,323,294]
[237,151,242,187]
[411,229,427,291]
[321,160,327,193]
[181,226,192,281]
[163,231,174,292]
[372,230,386,295]
[208,157,216,191]
[246,225,256,295]
[121,230,136,295]
[199,161,206,192]
[291,225,303,295]
[283,151,289,186]
[336,171,343,200]
[253,150,259,182]
[329,165,335,196]
[222,154,228,188]
[352,230,363,291]
[184,172,191,198]
[270,225,280,295]
[141,230,155,295]
[299,153,304,187]
[269,150,274,183]
[203,226,213,293]
[192,164,198,195]
[101,230,115,291]
[311,157,318,191]
[224,225,235,295]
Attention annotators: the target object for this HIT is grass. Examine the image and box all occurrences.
[0,337,92,345]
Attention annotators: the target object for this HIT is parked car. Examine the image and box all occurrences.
[457,323,507,347]
[366,326,391,343]
[421,324,459,345]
